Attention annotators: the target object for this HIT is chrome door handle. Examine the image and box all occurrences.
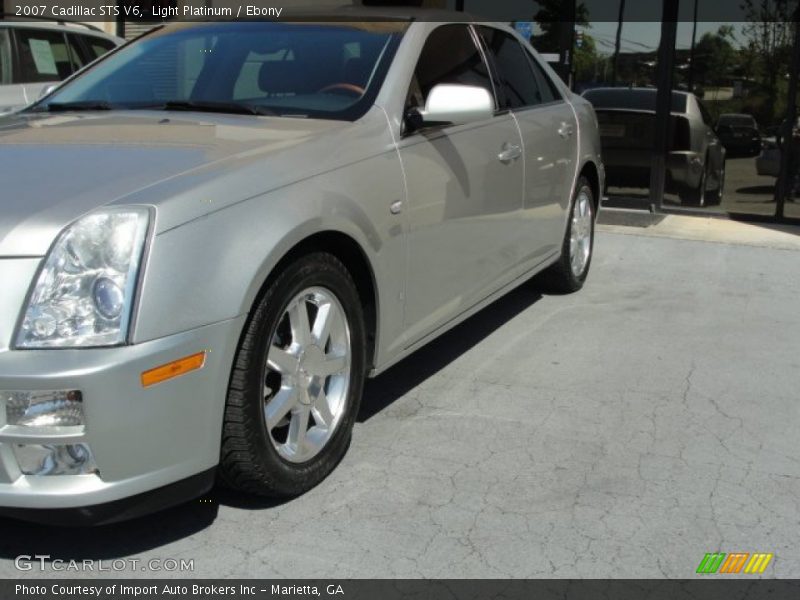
[558,121,574,138]
[497,143,522,162]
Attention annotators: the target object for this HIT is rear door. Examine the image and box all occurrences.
[397,24,525,343]
[477,26,578,255]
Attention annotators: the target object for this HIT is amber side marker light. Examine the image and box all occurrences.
[141,352,207,387]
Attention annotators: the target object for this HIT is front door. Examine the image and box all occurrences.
[397,24,525,343]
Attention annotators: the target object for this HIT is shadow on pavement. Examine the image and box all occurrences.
[735,185,776,196]
[0,497,219,560]
[358,281,543,422]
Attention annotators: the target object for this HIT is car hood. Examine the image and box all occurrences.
[0,110,360,256]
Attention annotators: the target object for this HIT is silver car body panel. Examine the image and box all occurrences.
[0,19,603,510]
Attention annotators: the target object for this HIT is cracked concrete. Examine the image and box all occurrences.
[0,225,798,578]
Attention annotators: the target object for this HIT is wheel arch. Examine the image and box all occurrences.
[246,230,380,372]
[577,160,601,214]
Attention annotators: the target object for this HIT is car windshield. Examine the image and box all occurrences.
[31,21,407,121]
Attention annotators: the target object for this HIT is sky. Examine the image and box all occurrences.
[458,0,754,55]
[585,21,749,55]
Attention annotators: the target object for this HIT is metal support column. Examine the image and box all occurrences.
[648,0,680,212]
[776,18,800,219]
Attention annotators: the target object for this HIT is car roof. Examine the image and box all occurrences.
[0,18,121,41]
[157,6,492,26]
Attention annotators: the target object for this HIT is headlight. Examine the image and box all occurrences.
[16,207,150,348]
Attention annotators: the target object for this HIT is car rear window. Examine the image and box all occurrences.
[583,89,688,113]
[718,115,756,127]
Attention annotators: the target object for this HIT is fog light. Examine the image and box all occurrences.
[3,390,83,428]
[12,443,97,476]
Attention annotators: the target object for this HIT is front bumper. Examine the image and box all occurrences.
[0,315,244,516]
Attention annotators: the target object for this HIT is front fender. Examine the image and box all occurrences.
[131,150,407,368]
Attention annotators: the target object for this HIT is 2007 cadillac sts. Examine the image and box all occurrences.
[0,13,603,523]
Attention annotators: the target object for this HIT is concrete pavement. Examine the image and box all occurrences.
[1,215,798,578]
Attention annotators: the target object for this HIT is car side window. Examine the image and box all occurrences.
[13,29,74,83]
[525,51,562,104]
[0,29,11,85]
[476,26,543,109]
[68,34,116,67]
[83,36,117,60]
[66,34,91,71]
[405,24,494,112]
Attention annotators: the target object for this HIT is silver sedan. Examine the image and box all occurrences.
[0,15,603,523]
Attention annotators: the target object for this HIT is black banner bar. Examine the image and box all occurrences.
[3,580,800,600]
[1,0,799,23]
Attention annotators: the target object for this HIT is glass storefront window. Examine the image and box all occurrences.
[575,10,663,209]
[461,0,800,222]
[662,6,799,218]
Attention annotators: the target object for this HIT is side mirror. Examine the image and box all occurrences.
[412,84,494,129]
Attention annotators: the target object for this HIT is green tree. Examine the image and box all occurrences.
[573,33,603,85]
[740,0,797,120]
[532,0,588,54]
[691,26,736,87]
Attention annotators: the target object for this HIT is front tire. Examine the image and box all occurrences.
[540,176,595,293]
[219,252,366,497]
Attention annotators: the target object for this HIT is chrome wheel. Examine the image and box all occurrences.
[569,188,593,278]
[715,164,725,203]
[263,287,351,463]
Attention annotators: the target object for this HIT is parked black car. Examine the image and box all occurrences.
[716,113,761,157]
[583,87,726,206]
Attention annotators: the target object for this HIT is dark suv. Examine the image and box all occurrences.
[583,87,726,206]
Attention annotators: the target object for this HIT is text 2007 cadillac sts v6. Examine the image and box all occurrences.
[0,16,603,523]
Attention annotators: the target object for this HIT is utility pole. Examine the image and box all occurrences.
[611,0,626,86]
[687,0,699,92]
[649,0,679,212]
[776,19,800,219]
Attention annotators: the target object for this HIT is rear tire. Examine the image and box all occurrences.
[219,252,366,497]
[539,176,595,294]
[680,163,708,206]
[707,160,725,206]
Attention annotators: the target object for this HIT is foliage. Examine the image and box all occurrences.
[532,0,588,53]
[739,0,797,119]
[691,26,736,87]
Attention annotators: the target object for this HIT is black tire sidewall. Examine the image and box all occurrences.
[562,177,595,288]
[236,253,366,495]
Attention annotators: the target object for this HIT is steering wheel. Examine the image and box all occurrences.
[317,83,366,97]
